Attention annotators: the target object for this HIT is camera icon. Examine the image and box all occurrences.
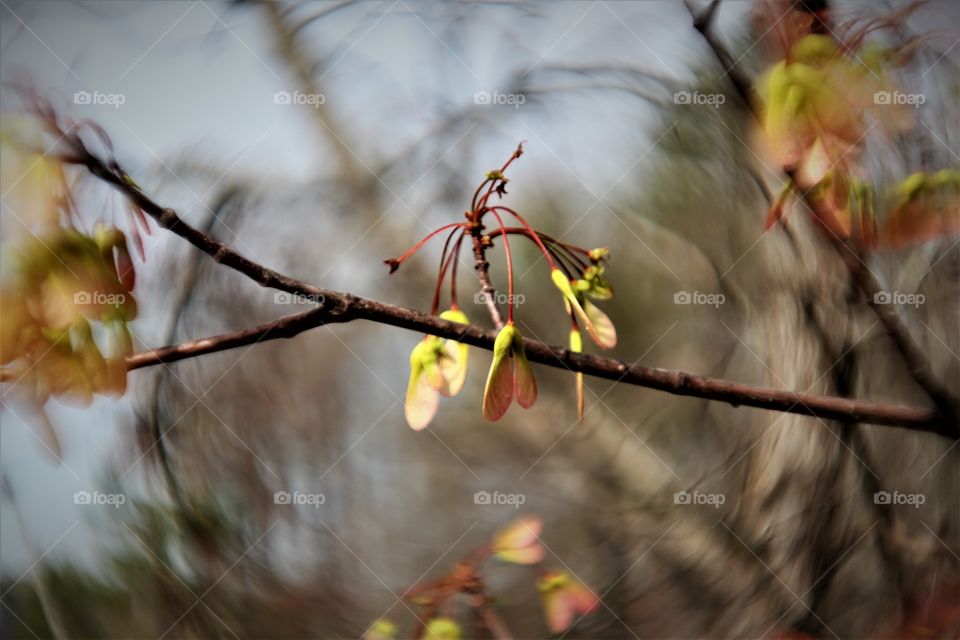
[74,291,92,304]
[73,91,92,105]
[874,491,891,505]
[873,91,891,105]
[674,291,691,304]
[274,91,292,105]
[873,291,892,304]
[673,490,691,505]
[74,491,92,504]
[273,292,292,304]
[474,490,492,505]
[274,491,292,505]
[473,91,491,105]
[673,90,691,104]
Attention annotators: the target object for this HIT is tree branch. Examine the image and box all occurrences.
[124,301,947,435]
[684,0,959,426]
[63,127,953,438]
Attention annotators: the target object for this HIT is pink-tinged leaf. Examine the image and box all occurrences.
[405,341,442,431]
[494,515,543,548]
[796,136,833,188]
[543,589,576,633]
[495,544,545,565]
[438,342,468,397]
[582,299,616,349]
[483,325,517,421]
[405,370,439,431]
[539,571,601,633]
[512,344,537,409]
[569,583,601,616]
[438,309,469,397]
[492,516,545,564]
[482,352,513,421]
[423,357,444,391]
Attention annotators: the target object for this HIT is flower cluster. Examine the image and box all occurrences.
[365,516,599,638]
[757,28,958,249]
[1,117,142,459]
[386,145,616,429]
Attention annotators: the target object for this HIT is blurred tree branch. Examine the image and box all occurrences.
[685,0,959,428]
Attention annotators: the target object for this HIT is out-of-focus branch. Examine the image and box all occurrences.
[262,1,361,179]
[685,0,959,426]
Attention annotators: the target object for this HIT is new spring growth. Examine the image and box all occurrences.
[483,323,537,422]
[757,32,958,250]
[404,309,469,431]
[385,144,617,429]
[377,516,599,636]
[538,571,601,633]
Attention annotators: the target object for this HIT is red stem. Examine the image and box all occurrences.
[449,232,465,309]
[487,209,515,323]
[390,222,466,269]
[431,227,463,314]
[488,206,556,270]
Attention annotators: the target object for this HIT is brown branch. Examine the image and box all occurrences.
[124,302,947,435]
[685,0,959,426]
[471,227,505,328]
[62,127,953,437]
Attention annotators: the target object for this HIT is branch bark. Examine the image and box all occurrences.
[471,227,504,328]
[124,302,946,435]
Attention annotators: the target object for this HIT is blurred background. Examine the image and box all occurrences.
[1,1,958,637]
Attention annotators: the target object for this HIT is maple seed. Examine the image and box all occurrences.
[491,516,545,565]
[482,323,537,421]
[538,570,601,632]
